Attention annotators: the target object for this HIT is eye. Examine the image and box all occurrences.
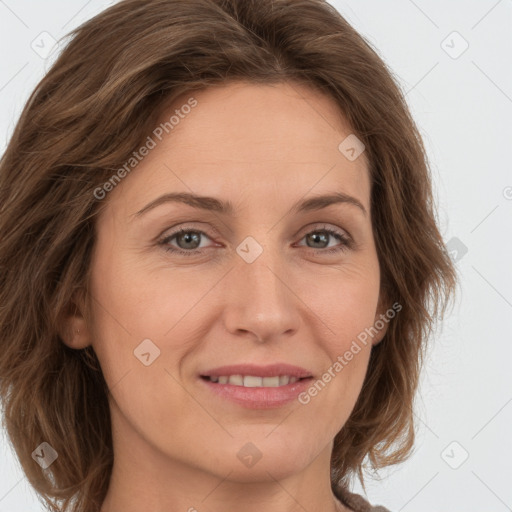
[295,225,353,255]
[158,227,216,257]
[157,224,354,257]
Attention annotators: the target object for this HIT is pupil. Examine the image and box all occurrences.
[308,232,328,248]
[179,232,200,249]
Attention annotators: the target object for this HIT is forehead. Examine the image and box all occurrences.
[157,80,364,162]
[104,80,370,219]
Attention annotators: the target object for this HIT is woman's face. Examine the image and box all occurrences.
[84,81,388,486]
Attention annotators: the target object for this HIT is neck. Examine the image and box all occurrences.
[100,411,350,512]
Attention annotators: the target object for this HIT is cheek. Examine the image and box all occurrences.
[87,257,199,429]
[88,237,191,338]
[297,263,379,406]
[302,261,381,346]
[87,250,214,389]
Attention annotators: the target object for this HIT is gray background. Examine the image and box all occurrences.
[0,1,511,511]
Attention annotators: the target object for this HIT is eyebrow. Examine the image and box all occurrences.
[132,191,367,218]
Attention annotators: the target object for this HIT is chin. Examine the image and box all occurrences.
[214,457,308,484]
[204,435,317,483]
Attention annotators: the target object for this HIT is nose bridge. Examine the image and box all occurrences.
[224,235,300,340]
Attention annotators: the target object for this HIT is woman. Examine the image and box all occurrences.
[0,1,457,511]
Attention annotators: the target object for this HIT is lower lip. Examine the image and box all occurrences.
[200,377,314,409]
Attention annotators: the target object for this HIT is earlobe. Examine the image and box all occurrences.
[58,318,91,350]
[372,293,391,346]
[371,320,389,346]
[57,292,92,350]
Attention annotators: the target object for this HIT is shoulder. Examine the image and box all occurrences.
[333,482,392,512]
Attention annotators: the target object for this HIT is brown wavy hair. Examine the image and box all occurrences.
[0,0,457,510]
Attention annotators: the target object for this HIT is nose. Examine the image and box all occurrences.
[222,250,301,343]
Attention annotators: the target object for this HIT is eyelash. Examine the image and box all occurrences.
[157,224,353,257]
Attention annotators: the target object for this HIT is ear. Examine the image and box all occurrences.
[371,290,392,347]
[57,290,92,350]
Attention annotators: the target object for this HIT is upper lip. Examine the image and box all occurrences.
[200,363,313,379]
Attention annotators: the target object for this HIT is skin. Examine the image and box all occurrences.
[60,80,389,512]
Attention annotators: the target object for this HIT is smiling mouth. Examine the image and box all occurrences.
[200,375,312,387]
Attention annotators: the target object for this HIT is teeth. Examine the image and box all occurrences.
[243,375,262,387]
[208,375,303,387]
[228,375,243,386]
[262,376,280,387]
